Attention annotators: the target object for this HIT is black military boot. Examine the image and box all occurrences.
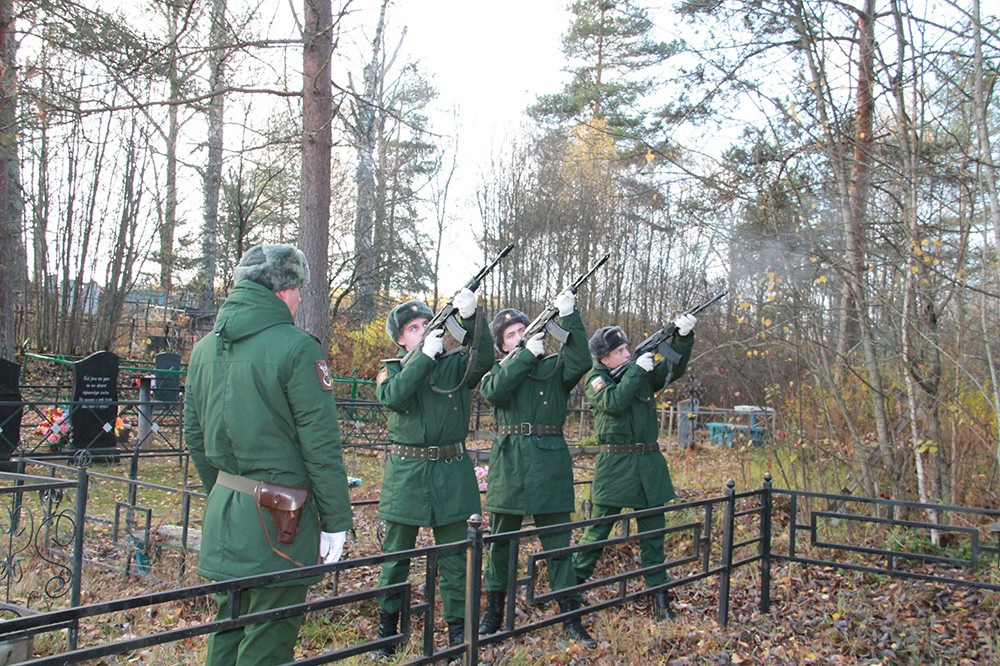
[478,590,506,635]
[447,621,465,647]
[558,599,596,648]
[374,610,400,659]
[653,589,676,621]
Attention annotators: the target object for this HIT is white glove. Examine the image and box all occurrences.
[553,289,575,317]
[675,313,697,336]
[525,332,545,358]
[452,288,477,318]
[636,352,655,372]
[421,328,445,359]
[319,531,347,564]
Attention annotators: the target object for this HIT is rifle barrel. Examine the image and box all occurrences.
[685,290,728,317]
[468,242,515,290]
[570,253,610,293]
[400,241,516,367]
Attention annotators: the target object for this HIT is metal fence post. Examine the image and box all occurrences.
[69,464,88,650]
[137,376,153,450]
[464,513,484,666]
[11,457,25,531]
[717,478,736,627]
[179,490,191,578]
[760,473,772,614]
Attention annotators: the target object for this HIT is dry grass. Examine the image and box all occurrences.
[7,443,1000,664]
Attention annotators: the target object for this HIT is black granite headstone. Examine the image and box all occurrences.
[71,351,120,461]
[153,352,182,405]
[0,358,22,471]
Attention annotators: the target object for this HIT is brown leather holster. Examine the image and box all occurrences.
[254,481,312,546]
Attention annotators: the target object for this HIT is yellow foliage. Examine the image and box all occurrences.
[327,318,395,379]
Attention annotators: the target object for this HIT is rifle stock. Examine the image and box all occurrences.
[400,242,515,367]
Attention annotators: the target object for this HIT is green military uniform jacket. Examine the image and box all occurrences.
[583,332,695,509]
[376,313,494,527]
[480,311,590,515]
[184,280,353,585]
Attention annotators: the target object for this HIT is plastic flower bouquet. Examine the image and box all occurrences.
[475,464,489,492]
[35,405,71,451]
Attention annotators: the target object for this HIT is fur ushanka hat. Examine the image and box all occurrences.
[588,326,629,360]
[490,308,531,352]
[386,300,434,345]
[233,244,311,292]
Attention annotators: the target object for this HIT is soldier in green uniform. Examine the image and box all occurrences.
[477,289,596,646]
[374,288,494,653]
[184,244,354,666]
[572,313,697,621]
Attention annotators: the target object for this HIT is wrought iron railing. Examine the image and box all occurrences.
[4,466,1000,664]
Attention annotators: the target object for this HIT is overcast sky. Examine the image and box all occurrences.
[383,1,573,290]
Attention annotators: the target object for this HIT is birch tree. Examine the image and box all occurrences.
[199,0,227,310]
[0,0,23,360]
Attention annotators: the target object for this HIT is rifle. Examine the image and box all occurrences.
[609,289,728,381]
[400,242,515,368]
[498,252,611,366]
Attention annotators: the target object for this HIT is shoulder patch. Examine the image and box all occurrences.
[316,361,333,391]
[376,367,389,384]
[589,376,606,392]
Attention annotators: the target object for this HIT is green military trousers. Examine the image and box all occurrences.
[206,584,309,666]
[377,520,467,623]
[572,504,669,589]
[484,511,580,603]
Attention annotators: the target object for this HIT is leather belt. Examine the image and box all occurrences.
[215,470,259,495]
[497,423,563,437]
[215,470,313,502]
[391,442,465,461]
[598,443,660,454]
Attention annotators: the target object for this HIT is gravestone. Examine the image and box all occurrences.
[153,352,182,405]
[71,351,120,462]
[0,358,22,472]
[677,398,697,448]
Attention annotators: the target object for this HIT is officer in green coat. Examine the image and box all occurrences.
[185,244,354,666]
[478,290,596,646]
[374,289,494,653]
[572,313,697,621]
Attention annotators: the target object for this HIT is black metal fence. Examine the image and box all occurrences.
[4,469,1000,665]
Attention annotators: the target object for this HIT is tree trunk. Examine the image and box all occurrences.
[970,0,1000,476]
[93,132,142,351]
[32,124,51,350]
[201,0,226,311]
[160,5,181,297]
[793,0,900,500]
[0,0,24,360]
[836,0,875,368]
[298,0,334,350]
[351,0,389,324]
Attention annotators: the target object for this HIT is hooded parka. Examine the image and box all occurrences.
[583,331,694,508]
[375,313,495,526]
[480,310,590,515]
[184,280,353,584]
